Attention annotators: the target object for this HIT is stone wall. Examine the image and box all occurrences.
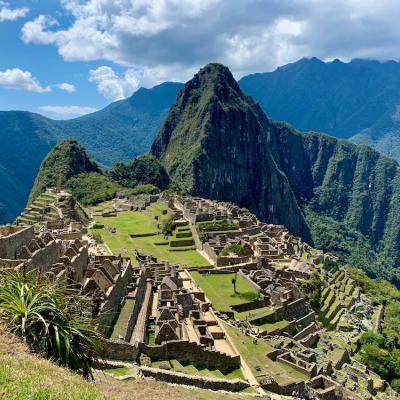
[70,244,89,282]
[139,366,249,392]
[56,232,82,241]
[139,340,240,370]
[262,378,306,396]
[98,337,138,361]
[124,271,147,341]
[230,298,270,313]
[293,322,317,341]
[0,225,34,259]
[99,263,133,335]
[25,239,63,273]
[295,311,315,330]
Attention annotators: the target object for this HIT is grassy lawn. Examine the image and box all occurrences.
[234,306,275,320]
[255,319,290,333]
[103,368,131,376]
[91,203,209,267]
[110,298,135,340]
[223,323,308,384]
[190,272,258,313]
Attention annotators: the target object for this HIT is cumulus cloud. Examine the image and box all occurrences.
[89,66,141,101]
[0,2,29,21]
[0,68,51,93]
[54,82,75,93]
[40,105,98,116]
[0,68,75,94]
[20,0,400,87]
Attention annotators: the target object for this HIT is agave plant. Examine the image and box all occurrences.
[0,272,99,378]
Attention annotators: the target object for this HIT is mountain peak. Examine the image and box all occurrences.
[28,140,100,203]
[150,63,308,238]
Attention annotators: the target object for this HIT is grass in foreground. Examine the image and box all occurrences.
[0,325,257,400]
[0,326,101,400]
[190,272,258,313]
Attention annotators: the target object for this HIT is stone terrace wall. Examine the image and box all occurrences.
[139,366,249,392]
[0,226,34,259]
[230,298,270,313]
[124,271,147,342]
[99,263,133,336]
[98,337,138,361]
[139,340,240,370]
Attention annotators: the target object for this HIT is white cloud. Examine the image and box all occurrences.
[40,105,98,116]
[20,0,400,84]
[0,68,76,94]
[0,68,50,93]
[0,2,29,22]
[89,66,141,101]
[54,82,75,93]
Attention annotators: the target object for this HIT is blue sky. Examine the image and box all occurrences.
[1,0,400,119]
[0,1,112,117]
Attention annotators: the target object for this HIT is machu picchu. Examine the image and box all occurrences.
[2,185,398,399]
[3,11,400,399]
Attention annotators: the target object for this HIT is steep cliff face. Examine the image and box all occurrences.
[151,63,400,281]
[267,121,400,272]
[151,64,309,238]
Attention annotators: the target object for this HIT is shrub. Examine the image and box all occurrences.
[161,214,174,236]
[109,155,170,190]
[220,243,245,257]
[90,231,103,244]
[67,172,122,206]
[198,219,236,232]
[0,273,99,378]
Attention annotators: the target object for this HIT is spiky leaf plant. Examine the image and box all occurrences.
[0,272,99,378]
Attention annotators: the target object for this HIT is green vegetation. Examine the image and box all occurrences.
[220,243,246,257]
[90,230,103,244]
[103,368,130,376]
[0,272,99,378]
[161,214,174,236]
[109,154,170,190]
[126,183,159,196]
[223,322,307,383]
[68,172,122,206]
[190,272,258,313]
[91,204,208,267]
[198,219,237,231]
[110,299,135,340]
[348,268,400,393]
[358,331,400,393]
[0,334,102,400]
[298,270,323,309]
[29,140,100,203]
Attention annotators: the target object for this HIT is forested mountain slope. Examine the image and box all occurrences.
[151,63,400,282]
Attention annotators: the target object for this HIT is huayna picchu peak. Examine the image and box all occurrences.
[151,63,309,241]
[152,63,400,284]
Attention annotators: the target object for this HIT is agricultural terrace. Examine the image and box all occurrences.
[223,323,309,385]
[89,201,209,267]
[190,271,258,313]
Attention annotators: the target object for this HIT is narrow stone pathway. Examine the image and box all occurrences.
[130,282,152,344]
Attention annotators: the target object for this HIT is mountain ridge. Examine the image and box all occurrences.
[0,81,182,223]
[151,62,400,282]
